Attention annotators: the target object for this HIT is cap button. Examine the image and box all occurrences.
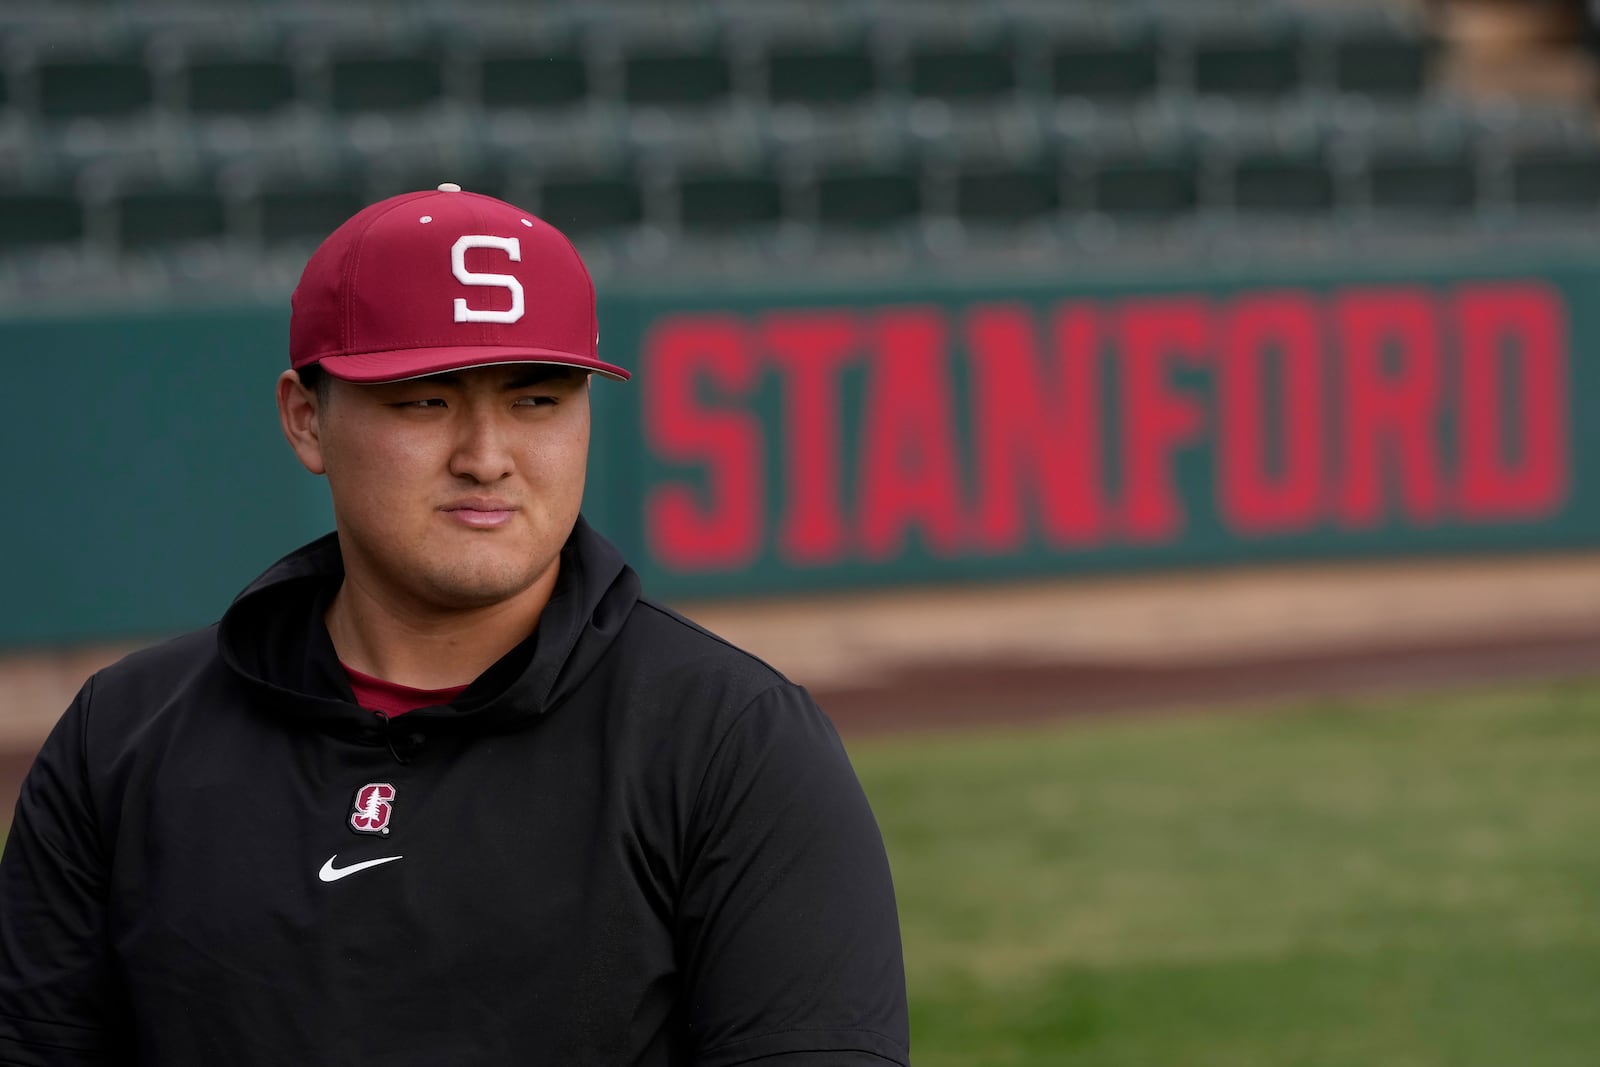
[437,182,462,192]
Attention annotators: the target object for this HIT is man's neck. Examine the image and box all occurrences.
[323,565,557,691]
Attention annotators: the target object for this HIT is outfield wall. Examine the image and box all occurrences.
[5,254,1596,648]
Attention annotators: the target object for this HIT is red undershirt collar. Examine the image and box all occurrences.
[341,661,469,717]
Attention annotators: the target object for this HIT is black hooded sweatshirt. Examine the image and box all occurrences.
[0,517,910,1066]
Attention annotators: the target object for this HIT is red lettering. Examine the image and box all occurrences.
[642,315,763,571]
[1217,293,1324,535]
[762,312,859,565]
[1119,298,1210,542]
[857,307,964,560]
[965,302,1108,551]
[1335,288,1445,528]
[1455,283,1570,521]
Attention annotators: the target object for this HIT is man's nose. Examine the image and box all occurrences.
[447,408,515,483]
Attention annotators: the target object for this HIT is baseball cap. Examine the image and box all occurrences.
[289,183,629,383]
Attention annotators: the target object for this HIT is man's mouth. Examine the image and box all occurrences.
[441,500,517,529]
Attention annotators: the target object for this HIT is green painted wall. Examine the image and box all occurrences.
[4,255,1597,647]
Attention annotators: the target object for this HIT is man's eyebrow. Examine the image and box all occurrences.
[502,366,583,389]
[410,367,580,389]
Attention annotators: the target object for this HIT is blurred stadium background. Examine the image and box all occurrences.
[4,0,1600,1062]
[0,0,1598,293]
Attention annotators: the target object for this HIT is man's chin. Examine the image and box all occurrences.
[417,578,531,612]
[413,555,556,612]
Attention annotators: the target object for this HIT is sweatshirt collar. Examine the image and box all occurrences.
[217,515,638,740]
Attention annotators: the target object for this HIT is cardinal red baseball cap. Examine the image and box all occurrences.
[289,183,629,383]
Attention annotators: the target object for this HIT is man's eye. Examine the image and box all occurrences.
[515,395,557,407]
[393,398,446,409]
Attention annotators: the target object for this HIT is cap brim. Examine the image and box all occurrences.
[315,345,630,384]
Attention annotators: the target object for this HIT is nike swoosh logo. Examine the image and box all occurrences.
[319,854,403,883]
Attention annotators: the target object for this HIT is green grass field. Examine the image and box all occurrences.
[851,677,1600,1067]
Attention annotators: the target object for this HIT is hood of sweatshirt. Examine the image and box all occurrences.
[217,515,638,748]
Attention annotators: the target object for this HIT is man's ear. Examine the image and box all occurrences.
[277,369,327,475]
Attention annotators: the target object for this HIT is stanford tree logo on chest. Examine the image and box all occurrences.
[349,783,397,835]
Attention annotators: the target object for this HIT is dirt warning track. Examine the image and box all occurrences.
[816,626,1600,736]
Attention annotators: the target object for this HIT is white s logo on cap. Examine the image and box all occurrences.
[451,235,525,324]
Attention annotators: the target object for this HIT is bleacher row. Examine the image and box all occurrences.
[0,0,1597,301]
[0,6,1437,123]
[3,101,1598,247]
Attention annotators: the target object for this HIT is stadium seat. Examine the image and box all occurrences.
[329,51,444,113]
[256,180,366,244]
[1508,148,1600,210]
[953,160,1060,225]
[1088,155,1200,218]
[536,170,644,234]
[622,46,732,108]
[1331,32,1431,97]
[906,38,1016,102]
[765,42,877,106]
[1050,39,1160,101]
[478,46,589,110]
[114,182,229,249]
[1190,35,1302,98]
[1229,153,1336,215]
[36,55,154,120]
[184,56,297,115]
[814,163,921,229]
[677,168,783,230]
[0,189,84,247]
[1365,148,1476,214]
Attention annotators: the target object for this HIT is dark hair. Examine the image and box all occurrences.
[296,364,333,405]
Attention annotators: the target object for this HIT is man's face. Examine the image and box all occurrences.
[283,364,591,615]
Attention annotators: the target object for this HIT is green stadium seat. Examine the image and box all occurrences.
[1089,156,1199,218]
[1366,149,1476,213]
[536,171,643,234]
[184,57,296,115]
[329,51,444,113]
[765,42,876,106]
[1229,154,1335,214]
[1508,148,1600,210]
[1051,39,1160,101]
[36,56,153,119]
[678,169,783,230]
[257,181,366,244]
[954,161,1060,224]
[478,47,588,109]
[1331,33,1431,97]
[907,39,1016,102]
[815,164,920,228]
[1191,36,1301,98]
[0,189,83,247]
[622,46,731,108]
[114,183,228,248]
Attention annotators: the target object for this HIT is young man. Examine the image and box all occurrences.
[0,185,910,1065]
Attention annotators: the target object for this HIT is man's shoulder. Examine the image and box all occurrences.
[39,626,235,778]
[82,625,225,715]
[603,598,845,785]
[618,597,794,693]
